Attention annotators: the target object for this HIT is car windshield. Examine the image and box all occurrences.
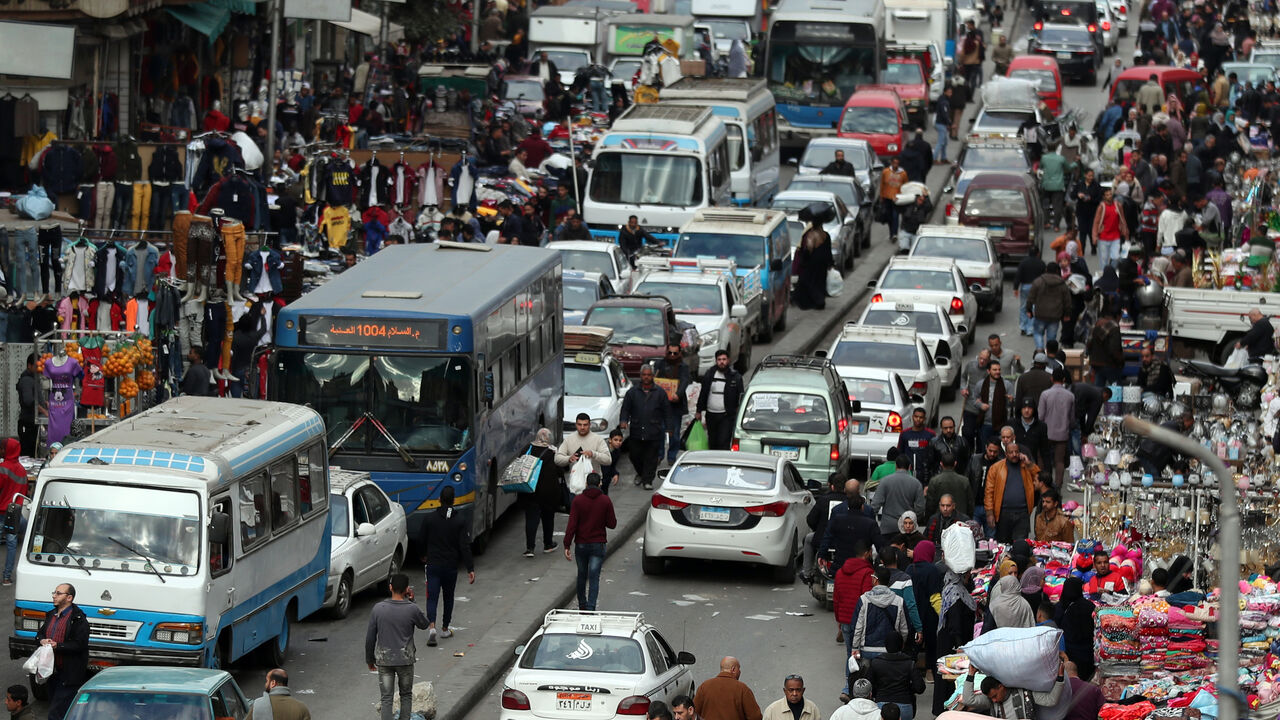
[519,633,645,673]
[862,309,943,334]
[1252,51,1280,70]
[831,340,921,369]
[913,235,991,262]
[668,463,777,490]
[766,36,878,106]
[1010,69,1058,92]
[840,106,898,134]
[879,268,958,291]
[1039,27,1090,43]
[276,353,474,453]
[585,306,665,346]
[788,178,859,206]
[726,124,745,172]
[1224,65,1273,84]
[674,232,765,267]
[66,692,213,720]
[329,494,350,536]
[772,196,834,215]
[565,364,612,397]
[703,18,750,41]
[589,152,703,207]
[542,50,589,73]
[611,60,642,80]
[884,63,923,84]
[563,280,602,311]
[634,281,723,315]
[975,110,1035,132]
[1110,79,1146,102]
[557,249,615,278]
[802,144,872,171]
[959,146,1029,171]
[504,79,545,102]
[30,481,200,575]
[965,187,1029,216]
[843,377,896,403]
[740,392,832,433]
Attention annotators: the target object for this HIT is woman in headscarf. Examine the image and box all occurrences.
[933,569,978,716]
[1020,566,1048,615]
[907,541,944,678]
[793,204,833,310]
[1055,576,1096,680]
[988,574,1035,630]
[1165,555,1195,594]
[523,428,564,557]
[897,511,925,554]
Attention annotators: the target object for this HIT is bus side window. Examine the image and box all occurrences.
[270,459,298,530]
[210,497,232,575]
[239,476,268,551]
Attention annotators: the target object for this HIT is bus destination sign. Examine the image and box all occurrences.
[300,316,447,350]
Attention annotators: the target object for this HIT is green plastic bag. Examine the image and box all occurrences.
[684,420,709,452]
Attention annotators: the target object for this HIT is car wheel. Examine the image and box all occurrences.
[994,289,1004,312]
[642,553,665,575]
[942,377,957,402]
[1088,71,1097,86]
[757,301,775,343]
[776,305,788,332]
[736,336,752,374]
[772,540,798,584]
[383,548,403,595]
[330,571,354,619]
[845,239,855,269]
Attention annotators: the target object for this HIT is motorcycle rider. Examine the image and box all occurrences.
[803,473,849,584]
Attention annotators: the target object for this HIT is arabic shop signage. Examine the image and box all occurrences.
[299,316,447,350]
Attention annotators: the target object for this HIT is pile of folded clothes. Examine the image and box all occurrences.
[1099,606,1142,662]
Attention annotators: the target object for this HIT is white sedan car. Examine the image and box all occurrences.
[563,350,629,434]
[868,257,978,348]
[502,610,697,720]
[642,451,814,582]
[839,369,924,464]
[323,469,408,619]
[825,323,944,424]
[856,301,966,397]
[771,190,860,272]
[550,240,635,295]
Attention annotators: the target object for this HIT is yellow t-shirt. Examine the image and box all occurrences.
[321,206,351,249]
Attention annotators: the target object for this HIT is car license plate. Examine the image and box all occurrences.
[698,506,732,522]
[557,693,592,711]
[851,419,869,434]
[826,582,835,594]
[769,446,800,460]
[1056,52,1072,60]
[987,226,1007,237]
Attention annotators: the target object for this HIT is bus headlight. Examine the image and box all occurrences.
[452,473,463,482]
[15,609,43,631]
[153,622,204,645]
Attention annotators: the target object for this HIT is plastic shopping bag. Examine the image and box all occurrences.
[963,626,1063,692]
[568,456,591,495]
[826,268,843,297]
[942,522,976,573]
[23,644,53,682]
[685,421,709,452]
[1225,347,1249,369]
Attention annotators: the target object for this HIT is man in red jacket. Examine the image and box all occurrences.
[833,541,875,701]
[0,438,27,586]
[564,473,617,611]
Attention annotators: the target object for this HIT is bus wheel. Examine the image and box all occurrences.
[471,531,490,556]
[28,676,48,702]
[262,611,291,666]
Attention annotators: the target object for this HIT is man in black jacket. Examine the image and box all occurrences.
[653,345,691,465]
[802,473,847,583]
[1014,398,1050,470]
[1236,308,1276,361]
[621,365,671,490]
[694,350,743,451]
[820,150,855,176]
[1014,254,1046,337]
[418,486,475,647]
[927,416,970,478]
[38,583,90,720]
[818,482,883,570]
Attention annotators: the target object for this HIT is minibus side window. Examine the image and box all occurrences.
[210,497,232,575]
[270,460,299,531]
[240,475,268,551]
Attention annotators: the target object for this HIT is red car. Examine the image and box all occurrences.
[880,57,930,127]
[1007,55,1064,116]
[582,296,701,378]
[836,88,908,160]
[958,172,1044,265]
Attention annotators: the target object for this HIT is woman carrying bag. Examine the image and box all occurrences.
[521,428,564,558]
[793,203,834,310]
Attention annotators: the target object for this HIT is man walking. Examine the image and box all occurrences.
[927,416,969,480]
[695,350,744,451]
[984,442,1039,543]
[555,413,613,479]
[366,573,431,720]
[37,583,89,720]
[622,365,671,490]
[245,669,311,720]
[1034,488,1075,543]
[694,657,763,720]
[896,408,935,483]
[925,452,972,519]
[1027,263,1071,352]
[564,473,617,611]
[959,349,991,445]
[968,360,1014,449]
[0,438,27,586]
[868,456,924,535]
[820,483,884,571]
[182,345,213,397]
[879,156,909,241]
[654,344,692,465]
[5,685,32,720]
[934,87,953,164]
[1037,369,1076,487]
[418,486,475,647]
[761,674,820,720]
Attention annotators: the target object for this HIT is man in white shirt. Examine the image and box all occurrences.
[693,350,744,451]
[554,413,613,477]
[508,148,532,182]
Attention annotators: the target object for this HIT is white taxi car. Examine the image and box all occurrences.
[563,327,629,434]
[502,610,697,720]
[867,257,978,348]
[550,240,635,295]
[840,369,923,464]
[856,301,965,397]
[824,323,944,424]
[324,468,408,619]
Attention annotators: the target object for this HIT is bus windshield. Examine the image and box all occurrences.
[30,482,201,575]
[674,232,765,267]
[275,352,474,454]
[767,24,878,106]
[590,152,703,207]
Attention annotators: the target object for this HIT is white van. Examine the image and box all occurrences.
[659,77,780,207]
[10,398,330,672]
[585,104,733,245]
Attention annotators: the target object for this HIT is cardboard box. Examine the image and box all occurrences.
[679,59,706,77]
[1173,374,1201,398]
[1063,348,1085,368]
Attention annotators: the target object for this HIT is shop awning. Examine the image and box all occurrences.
[331,8,404,42]
[167,0,259,42]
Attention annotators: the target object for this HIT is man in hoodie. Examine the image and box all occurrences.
[833,542,874,698]
[564,473,617,611]
[878,547,923,644]
[831,679,881,720]
[867,456,924,535]
[417,486,475,647]
[803,473,848,584]
[0,439,28,586]
[1026,260,1072,354]
[850,568,909,668]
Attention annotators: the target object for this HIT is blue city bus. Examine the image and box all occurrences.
[271,242,564,548]
[766,0,887,148]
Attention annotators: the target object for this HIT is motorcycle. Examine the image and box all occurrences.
[810,549,836,610]
[1177,358,1268,411]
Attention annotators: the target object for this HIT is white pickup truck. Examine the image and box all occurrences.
[632,257,763,374]
[1164,286,1280,361]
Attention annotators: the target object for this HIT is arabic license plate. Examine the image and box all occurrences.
[826,582,835,594]
[852,419,869,434]
[987,226,1007,237]
[1056,52,1072,60]
[556,693,592,710]
[698,506,732,522]
[769,446,800,460]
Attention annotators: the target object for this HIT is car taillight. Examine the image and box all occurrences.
[746,501,791,517]
[1060,7,1071,14]
[829,444,841,461]
[1102,20,1111,29]
[1034,21,1043,30]
[1118,5,1126,12]
[1087,23,1097,32]
[731,438,740,451]
[618,696,652,715]
[838,417,848,432]
[967,276,989,287]
[652,493,689,511]
[886,412,902,432]
[502,690,531,711]
[911,381,929,394]
[950,297,964,313]
[871,293,883,303]
[945,203,955,217]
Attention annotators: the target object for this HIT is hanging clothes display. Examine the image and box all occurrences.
[43,355,82,446]
[80,343,105,408]
[390,161,416,207]
[320,206,351,249]
[449,156,477,210]
[417,159,444,208]
[356,158,392,210]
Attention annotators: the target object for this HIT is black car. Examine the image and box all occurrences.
[1029,23,1103,83]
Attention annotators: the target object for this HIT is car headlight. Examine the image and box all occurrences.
[887,144,899,152]
[701,329,720,345]
[590,418,608,432]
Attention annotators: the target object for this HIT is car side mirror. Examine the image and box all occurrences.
[730,303,748,319]
[806,478,823,492]
[849,399,862,413]
[909,393,926,405]
[786,157,799,166]
[935,356,951,367]
[843,216,855,225]
[515,644,526,657]
[208,512,231,545]
[942,185,954,194]
[677,651,696,665]
[956,323,969,335]
[968,117,976,126]
[866,280,877,289]
[814,350,828,358]
[969,283,984,293]
[770,258,784,272]
[356,522,376,537]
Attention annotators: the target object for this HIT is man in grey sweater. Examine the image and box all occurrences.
[867,455,925,535]
[366,573,431,720]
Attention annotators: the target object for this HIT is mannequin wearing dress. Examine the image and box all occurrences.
[43,349,82,447]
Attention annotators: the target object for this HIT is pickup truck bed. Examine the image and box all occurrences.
[1164,286,1280,349]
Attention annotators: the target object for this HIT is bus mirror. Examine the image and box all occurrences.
[208,512,231,545]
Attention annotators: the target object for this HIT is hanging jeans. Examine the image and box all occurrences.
[203,301,227,369]
[130,181,151,232]
[75,184,95,224]
[10,227,39,298]
[221,221,246,290]
[110,181,133,229]
[188,216,217,292]
[94,182,115,229]
[37,224,63,295]
[149,182,171,231]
